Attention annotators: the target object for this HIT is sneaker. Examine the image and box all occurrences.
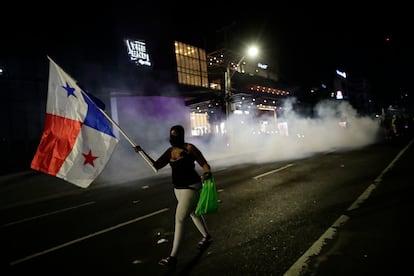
[197,235,213,250]
[158,256,177,266]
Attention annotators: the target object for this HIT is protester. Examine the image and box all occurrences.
[134,124,213,266]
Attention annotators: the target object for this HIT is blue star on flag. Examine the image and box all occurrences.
[62,82,77,98]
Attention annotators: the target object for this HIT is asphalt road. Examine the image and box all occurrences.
[1,136,413,276]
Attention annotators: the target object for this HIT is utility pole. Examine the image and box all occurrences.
[224,64,232,119]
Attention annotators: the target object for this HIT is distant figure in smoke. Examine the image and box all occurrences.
[134,124,213,266]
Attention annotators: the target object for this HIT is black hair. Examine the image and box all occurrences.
[170,125,185,136]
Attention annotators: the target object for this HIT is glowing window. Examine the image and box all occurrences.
[174,41,208,88]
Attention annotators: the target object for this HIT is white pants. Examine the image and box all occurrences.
[170,188,209,257]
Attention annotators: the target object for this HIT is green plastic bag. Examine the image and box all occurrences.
[195,177,219,216]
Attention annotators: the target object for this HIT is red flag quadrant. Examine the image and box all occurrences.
[31,58,119,188]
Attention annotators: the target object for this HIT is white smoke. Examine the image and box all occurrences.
[97,96,381,186]
[195,98,381,165]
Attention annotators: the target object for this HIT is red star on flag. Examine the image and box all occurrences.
[82,150,98,167]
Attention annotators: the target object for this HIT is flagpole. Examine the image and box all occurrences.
[82,92,158,173]
[101,108,157,173]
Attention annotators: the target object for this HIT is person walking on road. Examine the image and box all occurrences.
[134,124,213,266]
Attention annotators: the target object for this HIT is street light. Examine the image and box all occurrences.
[224,45,259,119]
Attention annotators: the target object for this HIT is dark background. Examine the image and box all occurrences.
[3,2,412,106]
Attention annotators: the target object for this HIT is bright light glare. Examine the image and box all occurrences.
[247,46,258,57]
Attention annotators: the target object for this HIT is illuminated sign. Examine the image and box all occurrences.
[257,62,268,69]
[336,69,347,78]
[125,39,152,67]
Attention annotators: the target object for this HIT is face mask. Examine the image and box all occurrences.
[169,135,184,147]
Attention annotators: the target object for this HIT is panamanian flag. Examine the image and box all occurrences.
[31,57,119,188]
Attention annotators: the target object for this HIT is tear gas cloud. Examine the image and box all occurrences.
[98,95,381,186]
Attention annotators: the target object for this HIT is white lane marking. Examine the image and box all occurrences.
[1,201,96,228]
[347,184,376,211]
[252,163,295,180]
[374,139,413,183]
[284,139,414,276]
[284,214,350,276]
[9,208,170,266]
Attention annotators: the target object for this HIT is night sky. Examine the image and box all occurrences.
[3,2,412,107]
